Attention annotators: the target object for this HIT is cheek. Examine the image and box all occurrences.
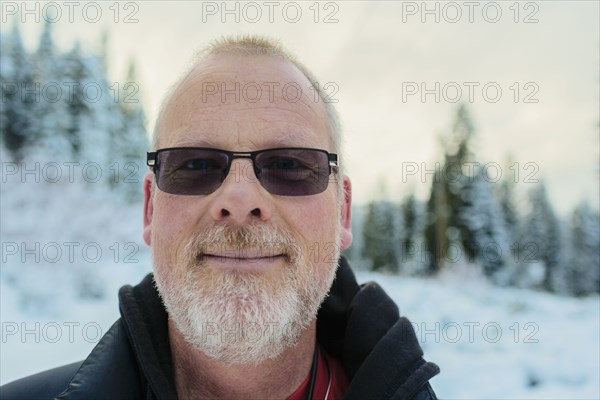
[285,197,337,230]
[278,194,340,263]
[150,195,208,267]
[153,195,206,237]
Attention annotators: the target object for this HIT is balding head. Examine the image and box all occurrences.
[152,36,342,159]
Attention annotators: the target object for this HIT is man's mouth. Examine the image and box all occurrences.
[200,249,287,264]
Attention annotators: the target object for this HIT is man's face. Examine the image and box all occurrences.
[143,53,352,364]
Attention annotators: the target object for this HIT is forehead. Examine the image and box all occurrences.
[157,53,331,150]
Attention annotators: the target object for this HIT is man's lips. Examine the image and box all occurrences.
[203,254,284,263]
[200,249,288,263]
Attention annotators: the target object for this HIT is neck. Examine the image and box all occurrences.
[168,318,316,399]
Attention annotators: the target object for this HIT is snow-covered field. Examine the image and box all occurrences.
[362,270,600,399]
[1,181,599,398]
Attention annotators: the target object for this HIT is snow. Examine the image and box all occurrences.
[1,180,599,398]
[360,269,600,398]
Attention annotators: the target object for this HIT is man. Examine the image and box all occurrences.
[1,36,439,399]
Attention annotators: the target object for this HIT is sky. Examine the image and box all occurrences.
[2,0,599,215]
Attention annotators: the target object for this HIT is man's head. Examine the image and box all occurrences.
[142,36,352,365]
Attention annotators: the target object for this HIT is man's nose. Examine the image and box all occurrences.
[208,159,273,224]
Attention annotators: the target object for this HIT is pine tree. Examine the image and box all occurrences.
[495,164,519,242]
[424,104,475,274]
[0,23,36,159]
[62,42,89,154]
[362,199,403,273]
[0,29,10,154]
[71,44,117,176]
[448,104,475,162]
[401,193,428,275]
[112,61,148,202]
[520,182,562,292]
[456,167,510,277]
[423,105,516,279]
[402,192,419,256]
[424,168,450,274]
[30,21,71,160]
[563,202,600,295]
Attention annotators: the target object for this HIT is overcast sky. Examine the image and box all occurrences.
[3,0,599,215]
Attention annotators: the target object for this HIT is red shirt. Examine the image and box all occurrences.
[287,346,349,400]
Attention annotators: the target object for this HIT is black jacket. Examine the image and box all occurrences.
[1,257,440,399]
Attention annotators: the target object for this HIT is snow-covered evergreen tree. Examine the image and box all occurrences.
[562,202,600,295]
[425,105,476,275]
[0,29,10,154]
[496,174,519,243]
[61,42,90,155]
[456,167,510,277]
[112,61,148,202]
[29,21,72,160]
[424,169,449,275]
[424,106,514,278]
[362,199,404,273]
[400,193,428,275]
[519,182,562,292]
[0,23,36,159]
[401,192,419,257]
[73,48,115,173]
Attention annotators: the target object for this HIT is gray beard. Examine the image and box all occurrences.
[153,224,339,365]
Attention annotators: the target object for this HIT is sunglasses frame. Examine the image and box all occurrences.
[146,146,339,196]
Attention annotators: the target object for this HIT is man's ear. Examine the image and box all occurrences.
[339,176,353,250]
[143,171,154,246]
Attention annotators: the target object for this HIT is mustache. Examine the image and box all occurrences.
[182,224,302,263]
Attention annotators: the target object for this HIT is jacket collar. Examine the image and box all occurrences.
[117,256,439,399]
[318,257,440,399]
[118,273,177,399]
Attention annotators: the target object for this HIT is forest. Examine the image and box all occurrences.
[2,22,598,297]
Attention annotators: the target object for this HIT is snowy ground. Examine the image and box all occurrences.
[1,181,599,398]
[360,270,600,399]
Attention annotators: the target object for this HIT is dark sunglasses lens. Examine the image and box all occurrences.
[156,149,229,195]
[255,149,330,196]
